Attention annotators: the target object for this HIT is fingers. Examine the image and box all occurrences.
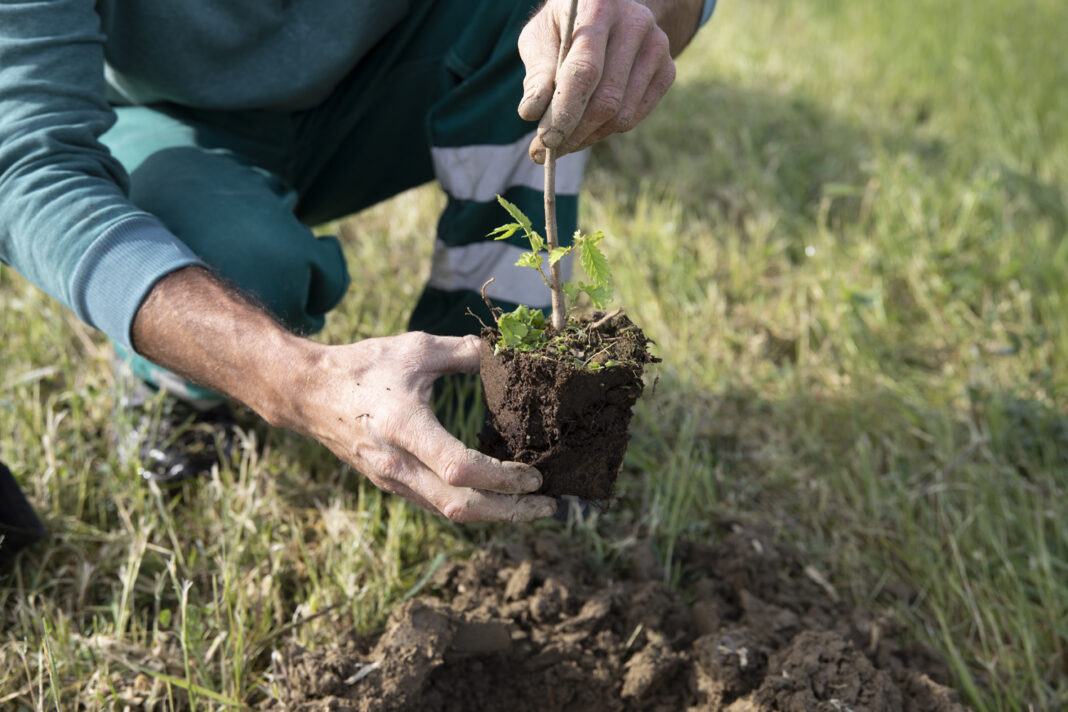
[414,469,558,523]
[376,395,557,522]
[537,14,611,152]
[566,40,675,153]
[521,0,675,163]
[563,26,673,153]
[396,405,542,494]
[517,10,559,123]
[364,435,557,523]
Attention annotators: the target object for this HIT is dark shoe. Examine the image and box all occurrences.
[0,461,46,567]
[129,399,240,485]
[114,362,241,485]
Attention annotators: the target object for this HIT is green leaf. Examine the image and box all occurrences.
[528,231,546,253]
[496,195,532,233]
[579,238,613,290]
[498,317,529,347]
[489,223,520,241]
[497,305,548,351]
[581,282,613,310]
[515,252,544,270]
[563,282,581,303]
[549,246,573,266]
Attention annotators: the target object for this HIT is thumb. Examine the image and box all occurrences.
[425,334,483,376]
[517,13,559,122]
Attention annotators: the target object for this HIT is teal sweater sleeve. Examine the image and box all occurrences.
[0,0,204,351]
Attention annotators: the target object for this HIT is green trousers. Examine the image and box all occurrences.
[104,0,586,404]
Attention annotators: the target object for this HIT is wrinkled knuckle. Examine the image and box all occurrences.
[566,58,602,94]
[441,496,477,523]
[588,91,624,123]
[650,27,671,57]
[628,4,656,32]
[439,457,467,487]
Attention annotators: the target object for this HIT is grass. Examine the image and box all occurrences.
[2,0,1066,708]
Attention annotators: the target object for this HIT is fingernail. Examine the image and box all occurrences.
[539,502,557,519]
[541,128,565,149]
[532,149,545,164]
[523,472,542,492]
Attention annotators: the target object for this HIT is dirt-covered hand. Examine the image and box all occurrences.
[296,332,557,523]
[519,0,676,163]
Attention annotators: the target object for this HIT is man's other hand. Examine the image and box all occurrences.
[518,0,683,163]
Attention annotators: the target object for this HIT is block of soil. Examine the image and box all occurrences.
[477,312,658,500]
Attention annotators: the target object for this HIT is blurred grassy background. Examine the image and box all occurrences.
[2,0,1066,708]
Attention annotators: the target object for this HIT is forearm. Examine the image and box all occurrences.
[131,265,555,522]
[641,0,703,56]
[131,265,315,430]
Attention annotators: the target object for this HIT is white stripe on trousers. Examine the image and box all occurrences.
[428,239,573,307]
[429,133,588,301]
[431,130,588,203]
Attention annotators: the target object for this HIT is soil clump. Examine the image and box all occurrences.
[478,312,658,500]
[278,522,967,711]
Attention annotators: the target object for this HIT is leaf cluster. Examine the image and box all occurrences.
[489,196,615,354]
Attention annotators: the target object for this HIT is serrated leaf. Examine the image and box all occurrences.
[496,195,532,233]
[549,246,572,266]
[579,239,612,290]
[581,282,613,310]
[563,282,580,302]
[515,252,543,270]
[488,223,521,241]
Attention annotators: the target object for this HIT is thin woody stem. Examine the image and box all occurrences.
[544,0,580,332]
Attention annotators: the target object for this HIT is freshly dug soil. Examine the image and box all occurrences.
[477,313,658,500]
[278,523,967,711]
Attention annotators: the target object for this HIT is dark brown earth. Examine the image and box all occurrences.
[477,313,658,500]
[277,522,968,711]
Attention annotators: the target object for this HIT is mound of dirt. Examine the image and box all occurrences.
[277,524,967,711]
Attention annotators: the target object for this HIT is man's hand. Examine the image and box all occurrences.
[287,332,557,522]
[518,0,701,163]
[132,267,557,523]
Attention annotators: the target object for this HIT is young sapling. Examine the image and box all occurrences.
[476,196,657,499]
[487,196,617,361]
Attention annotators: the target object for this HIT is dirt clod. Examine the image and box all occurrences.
[278,524,967,712]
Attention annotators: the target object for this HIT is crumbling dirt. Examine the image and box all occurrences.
[478,313,658,500]
[278,523,968,711]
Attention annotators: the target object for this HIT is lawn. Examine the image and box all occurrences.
[2,0,1066,709]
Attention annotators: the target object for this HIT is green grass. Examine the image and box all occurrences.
[2,0,1067,708]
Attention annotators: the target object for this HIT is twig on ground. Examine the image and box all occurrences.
[589,308,624,331]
